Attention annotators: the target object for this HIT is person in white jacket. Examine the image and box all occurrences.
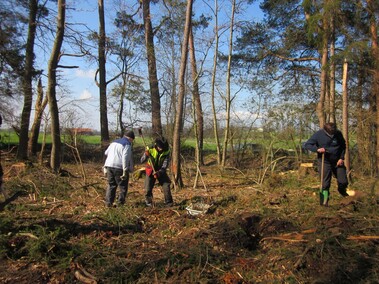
[103,130,134,207]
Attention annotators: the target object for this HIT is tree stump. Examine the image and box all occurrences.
[298,163,314,177]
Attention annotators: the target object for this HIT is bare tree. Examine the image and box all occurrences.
[28,78,47,156]
[97,0,109,146]
[189,26,204,166]
[172,0,193,187]
[17,0,38,160]
[46,0,65,172]
[221,0,236,168]
[142,0,162,137]
[211,0,221,165]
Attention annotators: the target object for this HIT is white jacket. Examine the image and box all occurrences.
[104,137,133,173]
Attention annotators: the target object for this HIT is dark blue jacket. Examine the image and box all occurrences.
[303,129,346,162]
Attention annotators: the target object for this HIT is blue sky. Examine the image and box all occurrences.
[44,0,265,131]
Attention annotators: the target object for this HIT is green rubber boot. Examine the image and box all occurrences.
[321,190,329,206]
[319,190,330,206]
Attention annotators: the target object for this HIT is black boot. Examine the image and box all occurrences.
[338,186,349,197]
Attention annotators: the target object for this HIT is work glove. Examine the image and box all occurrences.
[120,170,128,180]
[102,166,108,177]
[145,166,153,176]
[145,146,150,157]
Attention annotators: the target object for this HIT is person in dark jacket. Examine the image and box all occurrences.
[103,130,135,207]
[141,137,173,207]
[303,123,349,206]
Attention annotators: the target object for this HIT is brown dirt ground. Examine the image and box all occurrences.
[0,151,378,283]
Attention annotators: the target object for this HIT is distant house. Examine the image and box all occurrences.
[68,128,94,135]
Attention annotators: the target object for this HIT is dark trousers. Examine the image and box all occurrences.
[105,167,129,205]
[318,159,348,196]
[144,173,173,204]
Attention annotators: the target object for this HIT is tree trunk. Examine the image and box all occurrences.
[316,13,328,128]
[172,0,193,187]
[221,0,236,168]
[367,0,379,175]
[342,59,350,179]
[46,0,65,172]
[98,0,109,146]
[142,0,162,137]
[356,60,367,170]
[211,0,221,165]
[189,27,204,166]
[28,78,47,156]
[17,0,38,160]
[329,15,336,123]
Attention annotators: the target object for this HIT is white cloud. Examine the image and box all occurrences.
[75,68,96,79]
[79,89,93,100]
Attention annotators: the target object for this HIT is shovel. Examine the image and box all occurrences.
[319,152,329,206]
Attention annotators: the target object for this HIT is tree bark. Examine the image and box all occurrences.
[211,0,221,165]
[342,58,350,178]
[17,0,38,160]
[221,0,236,168]
[98,0,109,146]
[172,0,193,187]
[189,27,204,166]
[46,0,65,172]
[328,14,336,123]
[316,8,328,128]
[142,0,162,137]
[28,78,47,156]
[367,0,379,175]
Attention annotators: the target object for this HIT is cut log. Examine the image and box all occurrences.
[298,163,314,177]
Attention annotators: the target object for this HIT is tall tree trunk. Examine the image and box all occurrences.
[329,14,336,123]
[189,27,204,166]
[142,0,162,137]
[211,0,221,165]
[47,0,65,172]
[172,0,193,187]
[17,0,38,160]
[357,60,366,169]
[316,12,328,128]
[98,0,109,146]
[367,0,379,175]
[221,0,236,168]
[28,78,47,156]
[342,59,350,179]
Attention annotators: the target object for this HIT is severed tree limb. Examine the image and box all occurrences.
[347,235,379,241]
[74,262,97,284]
[260,236,308,243]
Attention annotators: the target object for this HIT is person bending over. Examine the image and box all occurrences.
[141,137,173,207]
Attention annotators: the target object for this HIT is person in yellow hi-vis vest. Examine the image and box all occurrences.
[141,137,173,207]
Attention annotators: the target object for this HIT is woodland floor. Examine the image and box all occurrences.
[0,149,379,283]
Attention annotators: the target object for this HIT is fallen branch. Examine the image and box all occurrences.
[347,235,379,241]
[260,236,308,243]
[74,270,97,284]
[17,232,38,239]
[261,232,308,243]
[74,262,97,284]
